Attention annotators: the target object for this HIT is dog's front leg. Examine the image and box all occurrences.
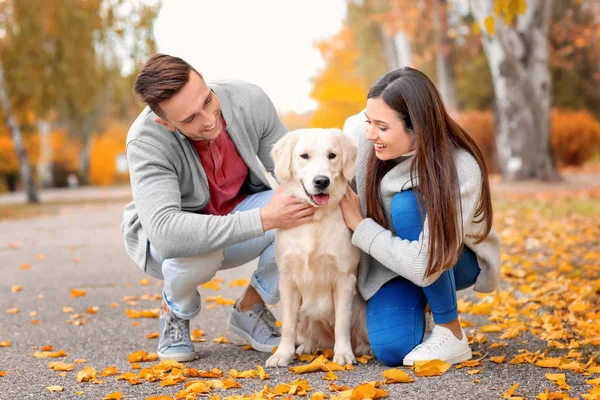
[332,275,357,365]
[265,279,300,368]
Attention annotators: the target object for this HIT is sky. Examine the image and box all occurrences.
[154,0,348,113]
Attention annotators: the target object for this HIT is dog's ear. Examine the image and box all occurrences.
[272,133,297,182]
[333,129,357,181]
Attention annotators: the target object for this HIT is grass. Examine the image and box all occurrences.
[0,197,132,221]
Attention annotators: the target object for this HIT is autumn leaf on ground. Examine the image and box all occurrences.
[490,356,506,364]
[20,263,30,270]
[187,367,223,378]
[104,392,123,400]
[0,371,6,377]
[203,295,235,306]
[146,332,159,339]
[274,378,312,396]
[503,383,522,399]
[229,368,258,379]
[200,279,221,291]
[191,329,205,342]
[356,355,374,364]
[546,373,570,390]
[383,368,414,383]
[0,341,10,347]
[455,360,481,369]
[228,278,249,287]
[46,385,63,392]
[76,366,102,384]
[257,365,270,381]
[349,383,388,399]
[213,336,229,344]
[70,288,86,298]
[125,309,160,319]
[323,371,338,381]
[33,349,67,358]
[101,366,118,376]
[140,278,151,286]
[48,362,74,371]
[128,350,159,363]
[7,308,19,315]
[11,285,22,293]
[413,360,451,377]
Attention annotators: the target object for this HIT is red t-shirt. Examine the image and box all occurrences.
[191,118,248,216]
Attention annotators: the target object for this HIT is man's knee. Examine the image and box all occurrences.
[162,250,224,285]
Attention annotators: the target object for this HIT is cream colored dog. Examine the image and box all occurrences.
[265,128,370,368]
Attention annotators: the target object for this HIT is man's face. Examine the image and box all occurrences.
[156,71,223,141]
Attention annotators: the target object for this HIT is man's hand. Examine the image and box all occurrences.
[260,186,316,231]
[340,185,364,231]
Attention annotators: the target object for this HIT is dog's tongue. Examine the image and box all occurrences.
[312,194,330,206]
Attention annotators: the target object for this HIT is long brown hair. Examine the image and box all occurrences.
[365,67,493,278]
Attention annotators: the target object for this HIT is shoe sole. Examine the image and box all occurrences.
[226,321,276,353]
[157,350,196,362]
[403,349,472,366]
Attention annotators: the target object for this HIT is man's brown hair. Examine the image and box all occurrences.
[134,53,201,119]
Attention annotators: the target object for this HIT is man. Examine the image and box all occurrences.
[120,54,315,362]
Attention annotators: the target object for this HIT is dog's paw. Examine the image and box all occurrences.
[353,343,372,357]
[333,350,356,365]
[296,343,316,355]
[266,350,294,368]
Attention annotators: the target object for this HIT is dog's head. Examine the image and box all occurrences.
[272,128,357,207]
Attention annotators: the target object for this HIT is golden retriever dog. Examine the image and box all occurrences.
[265,128,370,368]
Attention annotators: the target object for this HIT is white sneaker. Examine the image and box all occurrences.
[403,325,472,366]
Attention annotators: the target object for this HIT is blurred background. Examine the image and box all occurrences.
[0,0,599,204]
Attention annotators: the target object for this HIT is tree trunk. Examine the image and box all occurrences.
[79,119,92,185]
[471,0,559,181]
[378,24,400,70]
[37,119,54,188]
[0,64,39,203]
[434,0,459,115]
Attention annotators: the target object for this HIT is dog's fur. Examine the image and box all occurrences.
[265,128,370,368]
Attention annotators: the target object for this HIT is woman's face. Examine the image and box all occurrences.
[365,97,415,161]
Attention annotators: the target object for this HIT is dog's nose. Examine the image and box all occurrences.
[313,176,330,190]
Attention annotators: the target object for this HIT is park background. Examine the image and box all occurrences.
[1,1,599,399]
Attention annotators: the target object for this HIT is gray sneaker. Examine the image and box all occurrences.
[157,309,196,362]
[227,303,281,353]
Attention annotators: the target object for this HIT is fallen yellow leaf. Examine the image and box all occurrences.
[414,360,451,377]
[70,288,86,298]
[383,368,414,383]
[11,285,22,293]
[46,385,63,392]
[213,336,229,344]
[104,392,123,400]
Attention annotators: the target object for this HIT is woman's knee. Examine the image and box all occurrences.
[369,324,422,366]
[391,190,425,241]
[367,277,426,367]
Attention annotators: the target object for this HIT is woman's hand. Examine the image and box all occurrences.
[340,186,364,231]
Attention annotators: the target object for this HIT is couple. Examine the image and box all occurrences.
[120,54,500,367]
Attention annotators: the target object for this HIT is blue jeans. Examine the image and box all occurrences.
[146,190,278,320]
[367,189,480,366]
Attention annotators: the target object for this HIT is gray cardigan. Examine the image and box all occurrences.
[120,80,287,270]
[343,112,501,301]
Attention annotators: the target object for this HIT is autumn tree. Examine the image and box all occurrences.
[470,0,559,181]
[309,27,370,129]
[0,0,159,200]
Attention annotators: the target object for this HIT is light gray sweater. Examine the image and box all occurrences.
[120,80,287,270]
[343,112,501,301]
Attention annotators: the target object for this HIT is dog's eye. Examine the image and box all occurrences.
[300,153,309,159]
[328,153,337,160]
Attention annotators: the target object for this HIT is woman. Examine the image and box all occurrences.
[340,67,500,367]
